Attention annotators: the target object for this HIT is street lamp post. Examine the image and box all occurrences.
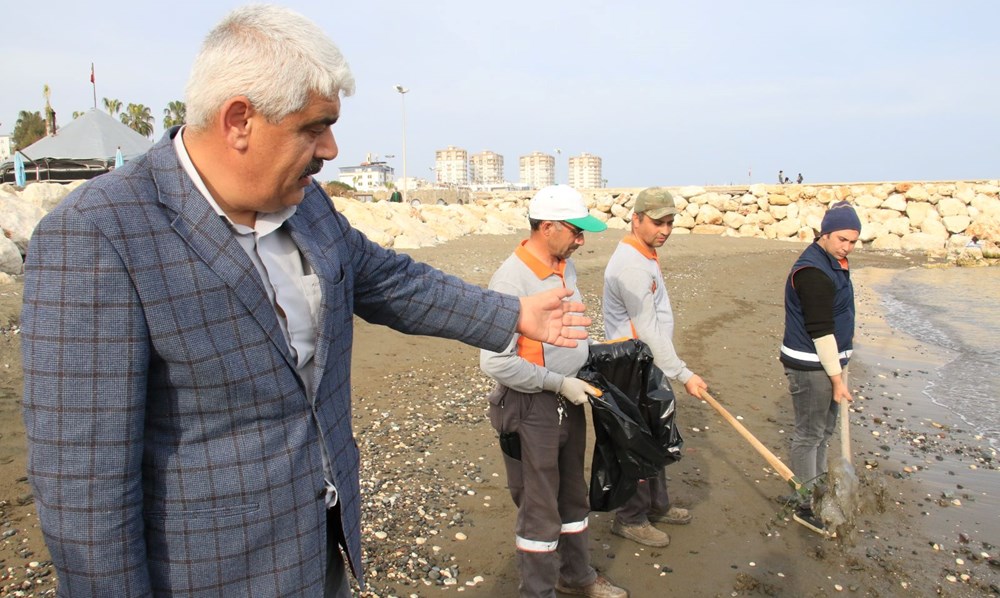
[394,85,409,204]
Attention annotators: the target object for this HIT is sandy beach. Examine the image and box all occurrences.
[0,232,997,597]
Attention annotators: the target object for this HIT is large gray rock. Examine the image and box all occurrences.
[0,196,46,253]
[905,201,933,227]
[901,232,945,253]
[942,215,971,234]
[937,196,968,218]
[0,235,22,274]
[870,234,902,251]
[881,193,907,212]
[21,182,71,212]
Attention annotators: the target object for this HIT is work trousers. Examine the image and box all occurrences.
[786,366,848,488]
[488,385,596,598]
[615,472,670,525]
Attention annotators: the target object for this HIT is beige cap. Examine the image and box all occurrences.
[633,187,678,219]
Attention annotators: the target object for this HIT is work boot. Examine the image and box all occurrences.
[555,574,628,597]
[610,520,670,547]
[648,506,692,525]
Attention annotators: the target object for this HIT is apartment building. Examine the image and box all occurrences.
[435,145,469,186]
[469,150,504,186]
[568,152,603,189]
[518,151,555,189]
[338,154,395,192]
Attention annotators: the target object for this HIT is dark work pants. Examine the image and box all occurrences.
[488,385,596,598]
[615,472,670,525]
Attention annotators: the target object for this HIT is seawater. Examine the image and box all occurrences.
[875,266,1000,448]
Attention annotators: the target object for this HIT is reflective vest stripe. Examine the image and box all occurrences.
[780,345,853,362]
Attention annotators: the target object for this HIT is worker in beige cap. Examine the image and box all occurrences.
[602,187,708,547]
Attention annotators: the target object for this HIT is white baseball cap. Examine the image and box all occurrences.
[527,185,608,232]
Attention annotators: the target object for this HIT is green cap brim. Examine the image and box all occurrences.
[565,214,608,232]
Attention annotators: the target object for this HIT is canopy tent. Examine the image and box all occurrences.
[0,109,153,184]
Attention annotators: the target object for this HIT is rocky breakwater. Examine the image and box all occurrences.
[1,180,997,277]
[562,181,999,259]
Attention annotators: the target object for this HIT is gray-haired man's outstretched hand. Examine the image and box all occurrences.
[517,288,591,348]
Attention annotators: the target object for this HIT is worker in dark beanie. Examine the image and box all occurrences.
[779,200,861,536]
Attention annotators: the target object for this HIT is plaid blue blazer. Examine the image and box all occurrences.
[21,129,519,596]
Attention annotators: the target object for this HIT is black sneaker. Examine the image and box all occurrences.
[793,507,831,537]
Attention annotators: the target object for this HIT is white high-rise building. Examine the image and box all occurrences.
[435,145,469,186]
[568,152,603,189]
[469,150,504,186]
[519,152,555,189]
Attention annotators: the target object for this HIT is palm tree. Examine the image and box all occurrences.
[121,103,155,138]
[12,110,46,149]
[162,100,186,129]
[103,97,123,118]
[43,84,56,136]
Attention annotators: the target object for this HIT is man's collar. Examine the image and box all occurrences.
[514,240,566,280]
[173,126,296,234]
[623,234,658,260]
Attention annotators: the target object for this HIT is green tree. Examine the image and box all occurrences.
[103,97,122,117]
[12,110,46,150]
[73,111,85,119]
[121,103,154,138]
[162,100,186,129]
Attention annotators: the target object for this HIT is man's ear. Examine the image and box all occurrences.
[220,96,253,151]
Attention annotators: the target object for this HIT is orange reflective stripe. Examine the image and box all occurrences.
[629,321,638,339]
[517,336,545,366]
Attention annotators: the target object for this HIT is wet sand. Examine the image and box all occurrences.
[0,233,997,597]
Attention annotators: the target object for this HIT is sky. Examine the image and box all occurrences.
[2,1,998,187]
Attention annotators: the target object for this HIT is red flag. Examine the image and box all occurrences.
[90,63,95,84]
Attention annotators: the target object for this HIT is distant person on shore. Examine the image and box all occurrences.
[21,6,593,597]
[778,170,785,184]
[480,185,627,598]
[602,187,707,548]
[779,201,861,536]
[797,173,804,184]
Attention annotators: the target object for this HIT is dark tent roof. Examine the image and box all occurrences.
[18,109,152,161]
[0,109,154,183]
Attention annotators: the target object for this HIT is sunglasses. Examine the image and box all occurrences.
[558,221,585,239]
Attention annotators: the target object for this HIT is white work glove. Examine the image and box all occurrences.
[558,377,602,406]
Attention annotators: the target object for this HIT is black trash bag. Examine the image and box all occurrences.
[578,339,684,512]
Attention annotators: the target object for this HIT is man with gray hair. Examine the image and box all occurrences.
[21,6,590,596]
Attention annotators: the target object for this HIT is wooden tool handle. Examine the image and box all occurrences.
[840,400,851,465]
[698,390,800,488]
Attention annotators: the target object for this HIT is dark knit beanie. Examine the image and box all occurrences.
[820,201,861,235]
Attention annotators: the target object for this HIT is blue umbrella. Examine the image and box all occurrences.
[14,152,26,187]
[115,147,124,169]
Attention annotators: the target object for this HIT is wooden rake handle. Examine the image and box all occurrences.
[698,390,804,491]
